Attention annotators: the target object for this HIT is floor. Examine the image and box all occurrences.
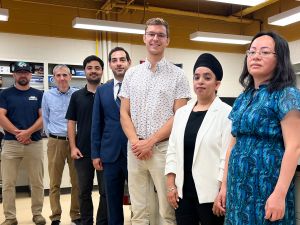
[0,191,132,225]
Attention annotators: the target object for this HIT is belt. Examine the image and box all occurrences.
[49,133,68,141]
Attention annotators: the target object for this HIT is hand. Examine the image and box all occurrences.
[15,129,31,143]
[21,138,32,145]
[213,186,226,216]
[71,147,83,160]
[92,158,103,171]
[140,150,153,160]
[132,139,154,160]
[167,186,179,209]
[265,191,285,221]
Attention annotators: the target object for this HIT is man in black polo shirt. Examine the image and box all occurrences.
[66,55,108,225]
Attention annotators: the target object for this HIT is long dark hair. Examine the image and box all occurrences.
[239,31,296,92]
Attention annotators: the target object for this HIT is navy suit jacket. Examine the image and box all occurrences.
[91,80,127,163]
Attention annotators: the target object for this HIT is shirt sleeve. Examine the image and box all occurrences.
[175,70,191,100]
[41,92,50,136]
[0,90,8,110]
[218,105,232,181]
[118,68,132,99]
[277,87,300,121]
[37,90,43,109]
[228,93,245,137]
[91,86,104,159]
[65,92,77,121]
[165,109,180,175]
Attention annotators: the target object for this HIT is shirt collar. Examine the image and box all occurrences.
[83,84,99,95]
[114,78,122,87]
[55,86,72,95]
[83,85,90,95]
[144,57,167,72]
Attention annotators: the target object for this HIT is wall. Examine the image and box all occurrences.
[0,32,245,97]
[4,31,300,97]
[1,31,299,99]
[289,40,300,88]
[289,40,300,64]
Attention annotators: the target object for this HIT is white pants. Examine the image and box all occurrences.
[128,141,176,225]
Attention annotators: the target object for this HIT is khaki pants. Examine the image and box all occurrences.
[128,141,176,225]
[47,137,80,221]
[1,140,44,220]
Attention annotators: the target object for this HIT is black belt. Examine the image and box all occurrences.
[49,133,68,141]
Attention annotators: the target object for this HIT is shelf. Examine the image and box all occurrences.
[0,60,45,90]
[0,61,86,90]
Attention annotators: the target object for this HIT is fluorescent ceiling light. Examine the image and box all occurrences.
[190,31,252,45]
[72,17,145,34]
[205,0,266,6]
[0,8,9,21]
[268,6,300,26]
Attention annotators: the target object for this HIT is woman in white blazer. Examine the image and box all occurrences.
[165,53,232,225]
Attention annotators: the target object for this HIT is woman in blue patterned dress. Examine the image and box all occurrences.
[214,31,300,224]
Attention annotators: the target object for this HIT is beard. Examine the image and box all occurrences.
[87,77,101,85]
[17,78,29,86]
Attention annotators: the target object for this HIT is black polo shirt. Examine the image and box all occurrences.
[66,85,95,157]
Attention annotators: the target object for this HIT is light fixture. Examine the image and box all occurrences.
[72,17,145,34]
[268,6,300,26]
[0,8,9,21]
[205,0,266,6]
[190,31,252,45]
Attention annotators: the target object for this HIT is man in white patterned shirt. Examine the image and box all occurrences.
[119,18,191,225]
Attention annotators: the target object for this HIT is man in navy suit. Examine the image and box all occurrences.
[91,47,131,225]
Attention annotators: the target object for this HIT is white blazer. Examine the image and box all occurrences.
[165,97,232,204]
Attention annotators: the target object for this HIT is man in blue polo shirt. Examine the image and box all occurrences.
[0,61,46,225]
[42,65,80,225]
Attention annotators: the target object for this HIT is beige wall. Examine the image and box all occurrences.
[1,31,299,94]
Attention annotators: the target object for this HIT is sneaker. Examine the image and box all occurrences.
[71,219,82,225]
[1,219,18,225]
[51,220,60,225]
[32,215,46,225]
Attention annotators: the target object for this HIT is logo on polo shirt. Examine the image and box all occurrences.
[29,96,38,101]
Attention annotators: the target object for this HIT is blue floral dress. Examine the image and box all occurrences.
[225,85,300,225]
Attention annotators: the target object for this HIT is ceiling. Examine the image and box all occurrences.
[0,0,300,52]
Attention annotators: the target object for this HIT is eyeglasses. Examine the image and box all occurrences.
[246,49,276,57]
[145,32,168,39]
